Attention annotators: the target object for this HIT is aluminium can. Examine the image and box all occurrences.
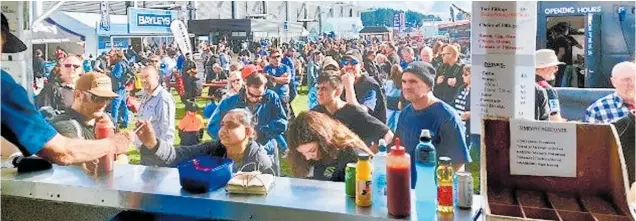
[454,171,473,209]
[345,163,357,198]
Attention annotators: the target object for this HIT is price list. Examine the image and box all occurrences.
[470,2,537,134]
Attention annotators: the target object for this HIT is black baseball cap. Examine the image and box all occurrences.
[1,13,27,53]
[343,49,362,63]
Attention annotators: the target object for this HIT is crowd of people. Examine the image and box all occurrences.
[3,7,635,192]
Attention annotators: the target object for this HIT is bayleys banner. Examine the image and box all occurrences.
[128,8,177,34]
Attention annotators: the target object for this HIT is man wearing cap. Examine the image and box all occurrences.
[263,48,293,118]
[396,61,471,188]
[137,66,176,153]
[535,49,566,122]
[50,72,129,164]
[585,61,636,123]
[1,13,133,166]
[341,49,387,123]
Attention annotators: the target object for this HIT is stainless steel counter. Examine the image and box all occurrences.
[1,164,482,221]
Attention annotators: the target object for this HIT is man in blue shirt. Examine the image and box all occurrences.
[109,51,130,128]
[263,48,293,118]
[207,72,288,154]
[0,13,132,166]
[396,61,471,188]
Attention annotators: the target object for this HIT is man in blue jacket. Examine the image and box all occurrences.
[263,48,293,119]
[207,72,288,155]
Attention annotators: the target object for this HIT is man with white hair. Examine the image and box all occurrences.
[535,49,566,122]
[419,46,433,63]
[585,61,636,123]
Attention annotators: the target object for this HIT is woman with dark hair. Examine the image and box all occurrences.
[287,111,374,182]
[137,108,277,174]
[384,64,405,131]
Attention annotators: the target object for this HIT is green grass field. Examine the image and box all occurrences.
[125,87,481,193]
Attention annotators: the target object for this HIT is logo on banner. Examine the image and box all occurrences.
[137,13,172,27]
[99,1,110,31]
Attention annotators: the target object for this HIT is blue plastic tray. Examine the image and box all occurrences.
[177,156,233,193]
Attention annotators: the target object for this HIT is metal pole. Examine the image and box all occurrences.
[32,1,65,26]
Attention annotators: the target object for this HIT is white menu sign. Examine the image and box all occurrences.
[470,2,537,135]
[509,120,577,177]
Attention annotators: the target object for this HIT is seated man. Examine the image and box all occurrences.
[585,61,636,123]
[311,70,393,149]
[50,72,128,166]
[396,61,471,188]
[340,49,387,123]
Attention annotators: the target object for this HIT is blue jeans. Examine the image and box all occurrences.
[111,90,129,127]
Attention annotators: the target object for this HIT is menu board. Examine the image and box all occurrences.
[470,2,537,135]
[509,119,577,177]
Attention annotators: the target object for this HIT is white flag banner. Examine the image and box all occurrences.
[170,20,192,56]
[99,1,110,31]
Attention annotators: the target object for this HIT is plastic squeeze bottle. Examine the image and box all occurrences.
[95,119,114,173]
[386,138,411,217]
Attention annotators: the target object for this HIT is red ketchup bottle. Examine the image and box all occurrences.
[95,119,114,173]
[386,138,411,217]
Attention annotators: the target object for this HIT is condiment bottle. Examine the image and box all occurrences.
[95,119,114,173]
[437,157,454,213]
[355,153,372,207]
[386,138,411,217]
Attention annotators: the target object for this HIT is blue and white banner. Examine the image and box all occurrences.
[99,1,110,31]
[128,7,177,34]
[170,20,192,56]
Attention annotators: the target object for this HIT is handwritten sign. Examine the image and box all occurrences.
[470,2,537,135]
[509,120,577,177]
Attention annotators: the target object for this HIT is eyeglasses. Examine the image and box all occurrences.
[341,59,359,66]
[83,91,113,103]
[246,89,264,100]
[230,79,241,83]
[64,64,81,69]
[271,55,281,59]
[149,60,160,63]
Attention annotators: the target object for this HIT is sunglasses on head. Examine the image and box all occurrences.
[64,64,81,69]
[341,59,359,66]
[83,91,113,103]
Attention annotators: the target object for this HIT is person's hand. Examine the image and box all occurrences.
[110,131,134,155]
[369,141,379,154]
[80,159,99,176]
[437,76,445,84]
[135,120,158,150]
[461,111,471,121]
[341,72,355,87]
[447,78,457,87]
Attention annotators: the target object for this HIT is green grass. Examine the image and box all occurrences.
[125,86,482,193]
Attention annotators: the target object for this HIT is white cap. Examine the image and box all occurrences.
[420,129,431,138]
[379,139,386,146]
[535,49,565,69]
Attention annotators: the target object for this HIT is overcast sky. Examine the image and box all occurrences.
[353,1,472,21]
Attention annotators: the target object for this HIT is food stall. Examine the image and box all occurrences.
[1,164,482,221]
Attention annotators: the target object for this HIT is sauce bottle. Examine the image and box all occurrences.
[95,119,114,173]
[437,157,454,213]
[386,138,411,217]
[355,153,372,207]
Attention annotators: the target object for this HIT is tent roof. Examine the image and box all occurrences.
[359,26,390,34]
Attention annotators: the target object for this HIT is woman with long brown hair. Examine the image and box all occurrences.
[287,111,373,182]
[384,64,405,131]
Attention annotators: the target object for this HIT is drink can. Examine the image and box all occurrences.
[454,171,473,209]
[345,163,356,197]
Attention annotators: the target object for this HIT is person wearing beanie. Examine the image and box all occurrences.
[396,61,471,189]
[340,49,387,123]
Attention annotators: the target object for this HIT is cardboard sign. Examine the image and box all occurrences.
[509,119,577,177]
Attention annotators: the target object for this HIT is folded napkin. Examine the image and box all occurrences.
[226,171,274,195]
